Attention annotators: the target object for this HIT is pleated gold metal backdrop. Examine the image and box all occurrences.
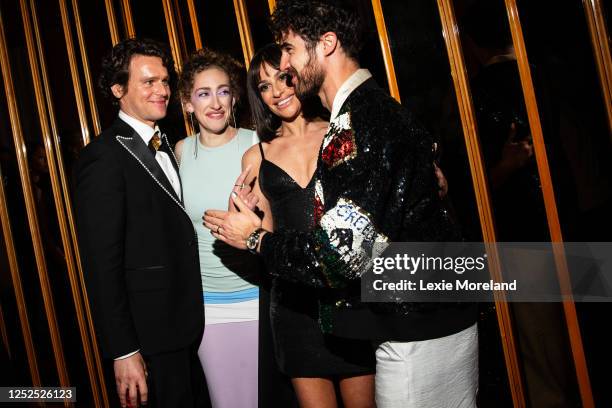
[1,0,610,406]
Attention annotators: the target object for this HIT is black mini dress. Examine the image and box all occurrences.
[257,143,375,378]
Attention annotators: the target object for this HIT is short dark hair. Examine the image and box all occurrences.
[98,38,175,104]
[178,48,244,106]
[270,0,363,59]
[247,43,328,142]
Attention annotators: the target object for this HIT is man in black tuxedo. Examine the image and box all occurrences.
[75,38,204,407]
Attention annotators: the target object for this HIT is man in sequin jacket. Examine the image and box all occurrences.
[204,1,478,406]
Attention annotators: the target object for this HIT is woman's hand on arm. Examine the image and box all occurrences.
[228,165,259,212]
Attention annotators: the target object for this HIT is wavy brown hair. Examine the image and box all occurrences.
[98,38,175,105]
[178,48,244,107]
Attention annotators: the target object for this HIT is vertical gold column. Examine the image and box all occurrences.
[0,164,40,385]
[435,1,526,406]
[20,0,104,405]
[58,0,90,146]
[162,0,192,135]
[504,1,594,406]
[172,0,189,55]
[71,0,101,135]
[29,0,109,405]
[268,0,276,14]
[105,0,120,45]
[162,0,184,71]
[186,0,202,49]
[370,0,401,102]
[582,0,612,136]
[0,6,70,389]
[121,0,136,38]
[233,0,255,69]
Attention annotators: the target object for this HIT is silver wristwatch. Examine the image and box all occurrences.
[246,228,264,253]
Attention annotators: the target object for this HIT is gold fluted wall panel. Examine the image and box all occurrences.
[21,0,107,404]
[233,0,254,69]
[371,0,400,102]
[19,0,101,405]
[582,0,612,136]
[435,1,526,406]
[186,0,202,49]
[32,0,109,400]
[59,0,91,146]
[0,4,70,391]
[121,0,136,38]
[0,155,41,387]
[104,0,120,45]
[71,0,102,136]
[0,1,609,407]
[503,1,594,406]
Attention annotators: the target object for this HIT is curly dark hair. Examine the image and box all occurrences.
[98,38,175,104]
[178,48,244,106]
[270,0,362,59]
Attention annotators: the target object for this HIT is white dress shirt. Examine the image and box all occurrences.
[119,110,182,200]
[330,69,372,120]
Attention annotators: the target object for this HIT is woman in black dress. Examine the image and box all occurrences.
[241,44,375,408]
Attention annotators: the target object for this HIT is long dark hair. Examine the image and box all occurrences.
[247,43,328,142]
[247,44,284,142]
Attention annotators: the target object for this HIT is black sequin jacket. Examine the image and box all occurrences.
[261,78,476,341]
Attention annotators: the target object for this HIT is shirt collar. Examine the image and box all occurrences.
[118,110,160,144]
[330,69,372,120]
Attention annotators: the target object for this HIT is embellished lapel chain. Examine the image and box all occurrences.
[161,133,185,204]
[162,133,180,172]
[115,134,190,219]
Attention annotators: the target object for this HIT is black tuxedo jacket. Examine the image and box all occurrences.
[75,117,203,359]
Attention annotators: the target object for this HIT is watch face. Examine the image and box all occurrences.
[247,229,262,251]
[247,237,256,249]
[247,233,258,250]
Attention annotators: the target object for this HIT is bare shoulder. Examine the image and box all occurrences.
[242,143,264,184]
[174,137,188,163]
[242,143,263,166]
[242,143,266,186]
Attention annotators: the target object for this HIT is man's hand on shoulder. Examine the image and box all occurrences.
[114,352,148,407]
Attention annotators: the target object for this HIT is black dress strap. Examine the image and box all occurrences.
[258,142,265,159]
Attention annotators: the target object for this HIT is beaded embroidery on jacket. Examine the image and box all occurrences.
[115,134,192,224]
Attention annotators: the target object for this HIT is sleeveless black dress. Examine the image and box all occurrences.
[257,143,375,377]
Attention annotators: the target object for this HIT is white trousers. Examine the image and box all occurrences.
[375,323,478,408]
